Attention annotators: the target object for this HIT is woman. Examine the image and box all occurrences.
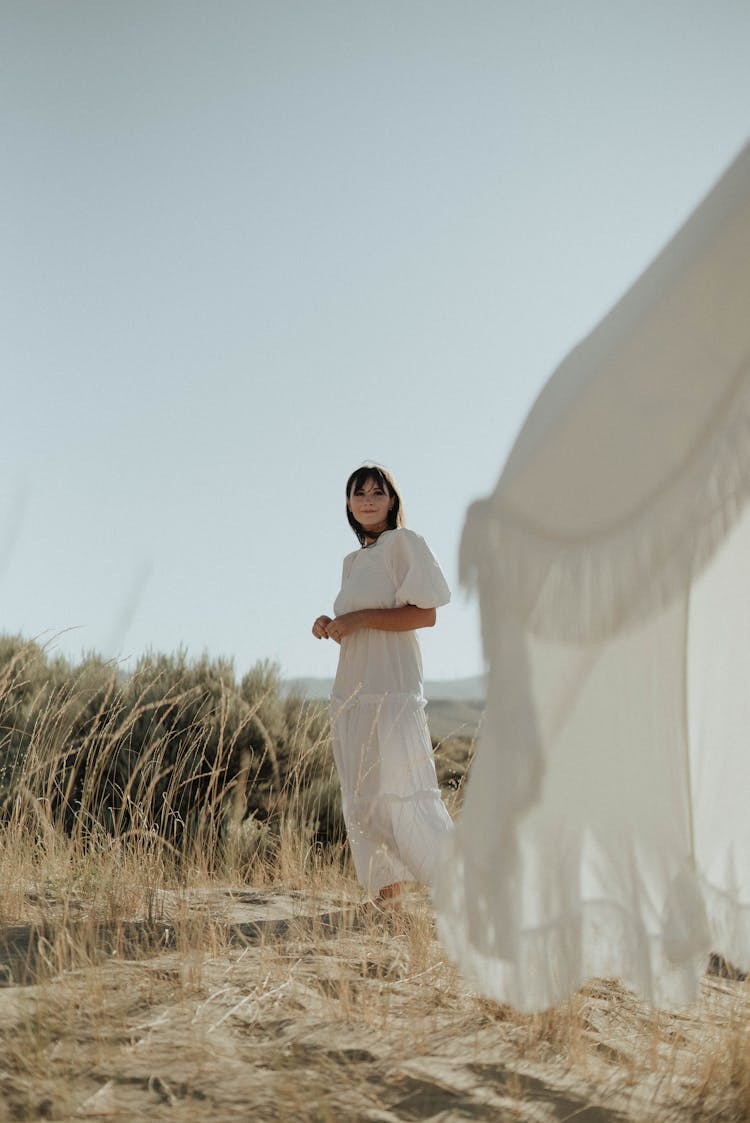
[312,464,453,905]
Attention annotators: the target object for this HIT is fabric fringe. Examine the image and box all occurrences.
[434,837,714,1013]
[460,365,750,644]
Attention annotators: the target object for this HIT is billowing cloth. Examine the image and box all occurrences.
[331,528,452,893]
[433,140,750,1011]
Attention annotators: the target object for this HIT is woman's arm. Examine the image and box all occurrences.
[324,605,436,643]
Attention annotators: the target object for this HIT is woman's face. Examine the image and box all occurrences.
[347,476,394,537]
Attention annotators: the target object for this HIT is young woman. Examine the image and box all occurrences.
[312,465,453,905]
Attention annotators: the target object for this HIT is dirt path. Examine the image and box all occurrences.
[0,887,747,1121]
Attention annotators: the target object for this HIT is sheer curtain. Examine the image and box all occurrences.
[433,141,750,1011]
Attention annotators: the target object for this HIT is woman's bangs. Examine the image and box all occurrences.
[348,467,390,495]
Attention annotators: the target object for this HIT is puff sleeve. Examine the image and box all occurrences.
[385,529,451,609]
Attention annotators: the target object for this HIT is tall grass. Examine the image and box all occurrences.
[0,636,474,1119]
[0,636,348,904]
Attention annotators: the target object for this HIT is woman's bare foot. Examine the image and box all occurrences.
[374,882,402,909]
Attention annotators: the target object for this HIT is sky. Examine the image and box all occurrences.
[2,1,750,684]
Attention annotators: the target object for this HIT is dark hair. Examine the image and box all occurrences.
[345,464,405,545]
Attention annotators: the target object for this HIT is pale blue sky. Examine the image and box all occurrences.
[2,1,749,682]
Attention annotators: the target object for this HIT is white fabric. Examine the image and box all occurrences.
[434,140,750,1011]
[331,528,452,894]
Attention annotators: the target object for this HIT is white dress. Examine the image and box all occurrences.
[330,527,453,895]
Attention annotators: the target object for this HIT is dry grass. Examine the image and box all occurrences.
[1,647,749,1121]
[2,874,749,1122]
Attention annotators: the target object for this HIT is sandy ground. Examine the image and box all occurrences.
[1,886,748,1122]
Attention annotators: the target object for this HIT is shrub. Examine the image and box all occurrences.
[0,640,335,864]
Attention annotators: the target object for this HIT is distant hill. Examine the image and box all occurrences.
[282,674,486,741]
[283,674,486,702]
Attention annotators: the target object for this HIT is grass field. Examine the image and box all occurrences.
[1,640,749,1121]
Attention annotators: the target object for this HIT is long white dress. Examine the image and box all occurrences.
[330,527,453,894]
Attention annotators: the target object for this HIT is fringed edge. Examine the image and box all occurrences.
[460,365,750,643]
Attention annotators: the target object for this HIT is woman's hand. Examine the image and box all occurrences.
[312,615,332,639]
[324,611,363,643]
[311,612,365,644]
